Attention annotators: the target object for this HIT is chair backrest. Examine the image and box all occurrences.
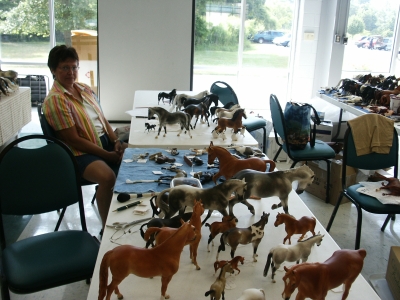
[342,123,398,186]
[0,135,87,231]
[37,103,57,138]
[210,81,239,106]
[270,94,291,154]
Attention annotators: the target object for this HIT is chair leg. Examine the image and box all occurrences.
[381,214,393,232]
[1,276,10,300]
[261,127,266,154]
[91,185,98,204]
[326,192,344,232]
[273,146,283,161]
[354,202,363,250]
[325,160,331,203]
[55,207,67,231]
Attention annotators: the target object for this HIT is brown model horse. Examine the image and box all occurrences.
[282,249,366,300]
[98,220,196,300]
[206,141,276,183]
[274,213,316,245]
[214,255,245,275]
[213,108,247,135]
[144,200,205,270]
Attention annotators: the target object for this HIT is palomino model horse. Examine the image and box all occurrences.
[206,142,276,184]
[155,178,247,225]
[231,165,315,217]
[98,220,196,300]
[263,233,324,283]
[148,106,192,138]
[282,249,366,300]
[216,212,270,262]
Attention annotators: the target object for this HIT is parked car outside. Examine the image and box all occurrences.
[273,33,291,47]
[375,37,392,50]
[252,30,284,44]
[354,36,368,47]
[356,35,383,49]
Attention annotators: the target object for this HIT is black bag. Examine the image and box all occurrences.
[283,102,321,150]
[17,75,49,104]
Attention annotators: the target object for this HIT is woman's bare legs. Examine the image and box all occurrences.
[83,160,116,229]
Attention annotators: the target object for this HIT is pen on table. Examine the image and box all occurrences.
[113,200,142,212]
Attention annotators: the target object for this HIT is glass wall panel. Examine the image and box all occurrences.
[342,0,400,78]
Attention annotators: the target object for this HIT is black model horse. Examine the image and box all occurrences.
[184,98,210,129]
[158,89,177,105]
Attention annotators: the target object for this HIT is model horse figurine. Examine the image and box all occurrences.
[184,98,210,129]
[144,200,205,270]
[205,216,237,251]
[155,178,247,225]
[206,142,276,184]
[214,255,244,275]
[263,234,324,283]
[282,249,367,300]
[231,165,315,217]
[216,212,270,262]
[212,108,247,140]
[158,89,177,105]
[98,220,196,300]
[205,262,234,300]
[170,90,208,112]
[274,213,316,245]
[148,106,192,139]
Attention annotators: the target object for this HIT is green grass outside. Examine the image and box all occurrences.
[1,42,50,61]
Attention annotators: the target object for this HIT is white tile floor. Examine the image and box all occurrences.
[3,107,399,299]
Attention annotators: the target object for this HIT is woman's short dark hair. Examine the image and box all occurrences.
[47,45,79,72]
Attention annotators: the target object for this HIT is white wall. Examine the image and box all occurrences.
[98,0,194,121]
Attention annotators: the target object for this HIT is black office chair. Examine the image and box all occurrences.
[0,135,99,299]
[270,94,336,202]
[326,115,400,249]
[37,104,98,230]
[210,81,268,153]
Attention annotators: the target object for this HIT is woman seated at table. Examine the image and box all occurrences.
[42,45,127,231]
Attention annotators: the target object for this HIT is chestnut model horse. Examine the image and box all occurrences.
[282,249,366,300]
[144,200,205,270]
[214,255,245,275]
[274,213,316,245]
[206,141,276,184]
[98,220,196,300]
[213,108,247,135]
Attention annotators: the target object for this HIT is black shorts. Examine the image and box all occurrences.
[75,135,120,176]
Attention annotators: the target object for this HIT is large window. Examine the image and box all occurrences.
[342,0,400,78]
[0,0,97,91]
[193,0,294,112]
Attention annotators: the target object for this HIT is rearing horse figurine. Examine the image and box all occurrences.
[207,141,276,184]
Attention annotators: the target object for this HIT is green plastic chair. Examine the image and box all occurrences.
[270,94,336,202]
[210,81,268,153]
[326,116,400,249]
[0,135,99,299]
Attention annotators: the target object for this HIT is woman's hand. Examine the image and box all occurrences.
[104,151,123,164]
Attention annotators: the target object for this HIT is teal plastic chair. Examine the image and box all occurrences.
[210,81,268,153]
[0,135,99,299]
[326,117,399,249]
[270,94,336,202]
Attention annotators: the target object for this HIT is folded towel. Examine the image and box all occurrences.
[348,114,394,156]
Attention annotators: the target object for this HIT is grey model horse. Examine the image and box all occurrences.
[231,165,315,216]
[155,178,247,224]
[148,106,192,139]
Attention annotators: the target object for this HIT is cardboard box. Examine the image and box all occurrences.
[315,121,333,142]
[305,155,357,205]
[386,246,400,300]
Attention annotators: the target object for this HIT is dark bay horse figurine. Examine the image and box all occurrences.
[184,98,210,129]
[148,106,192,138]
[155,178,247,224]
[274,213,316,245]
[231,165,315,216]
[216,212,270,262]
[282,249,366,300]
[207,141,276,184]
[158,88,177,105]
[98,220,196,300]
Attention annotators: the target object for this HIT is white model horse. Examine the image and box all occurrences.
[231,165,315,216]
[170,90,208,112]
[263,233,324,282]
[148,106,192,139]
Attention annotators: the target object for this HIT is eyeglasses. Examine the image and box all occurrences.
[58,66,80,72]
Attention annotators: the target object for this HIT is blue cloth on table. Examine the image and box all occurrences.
[114,148,219,194]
